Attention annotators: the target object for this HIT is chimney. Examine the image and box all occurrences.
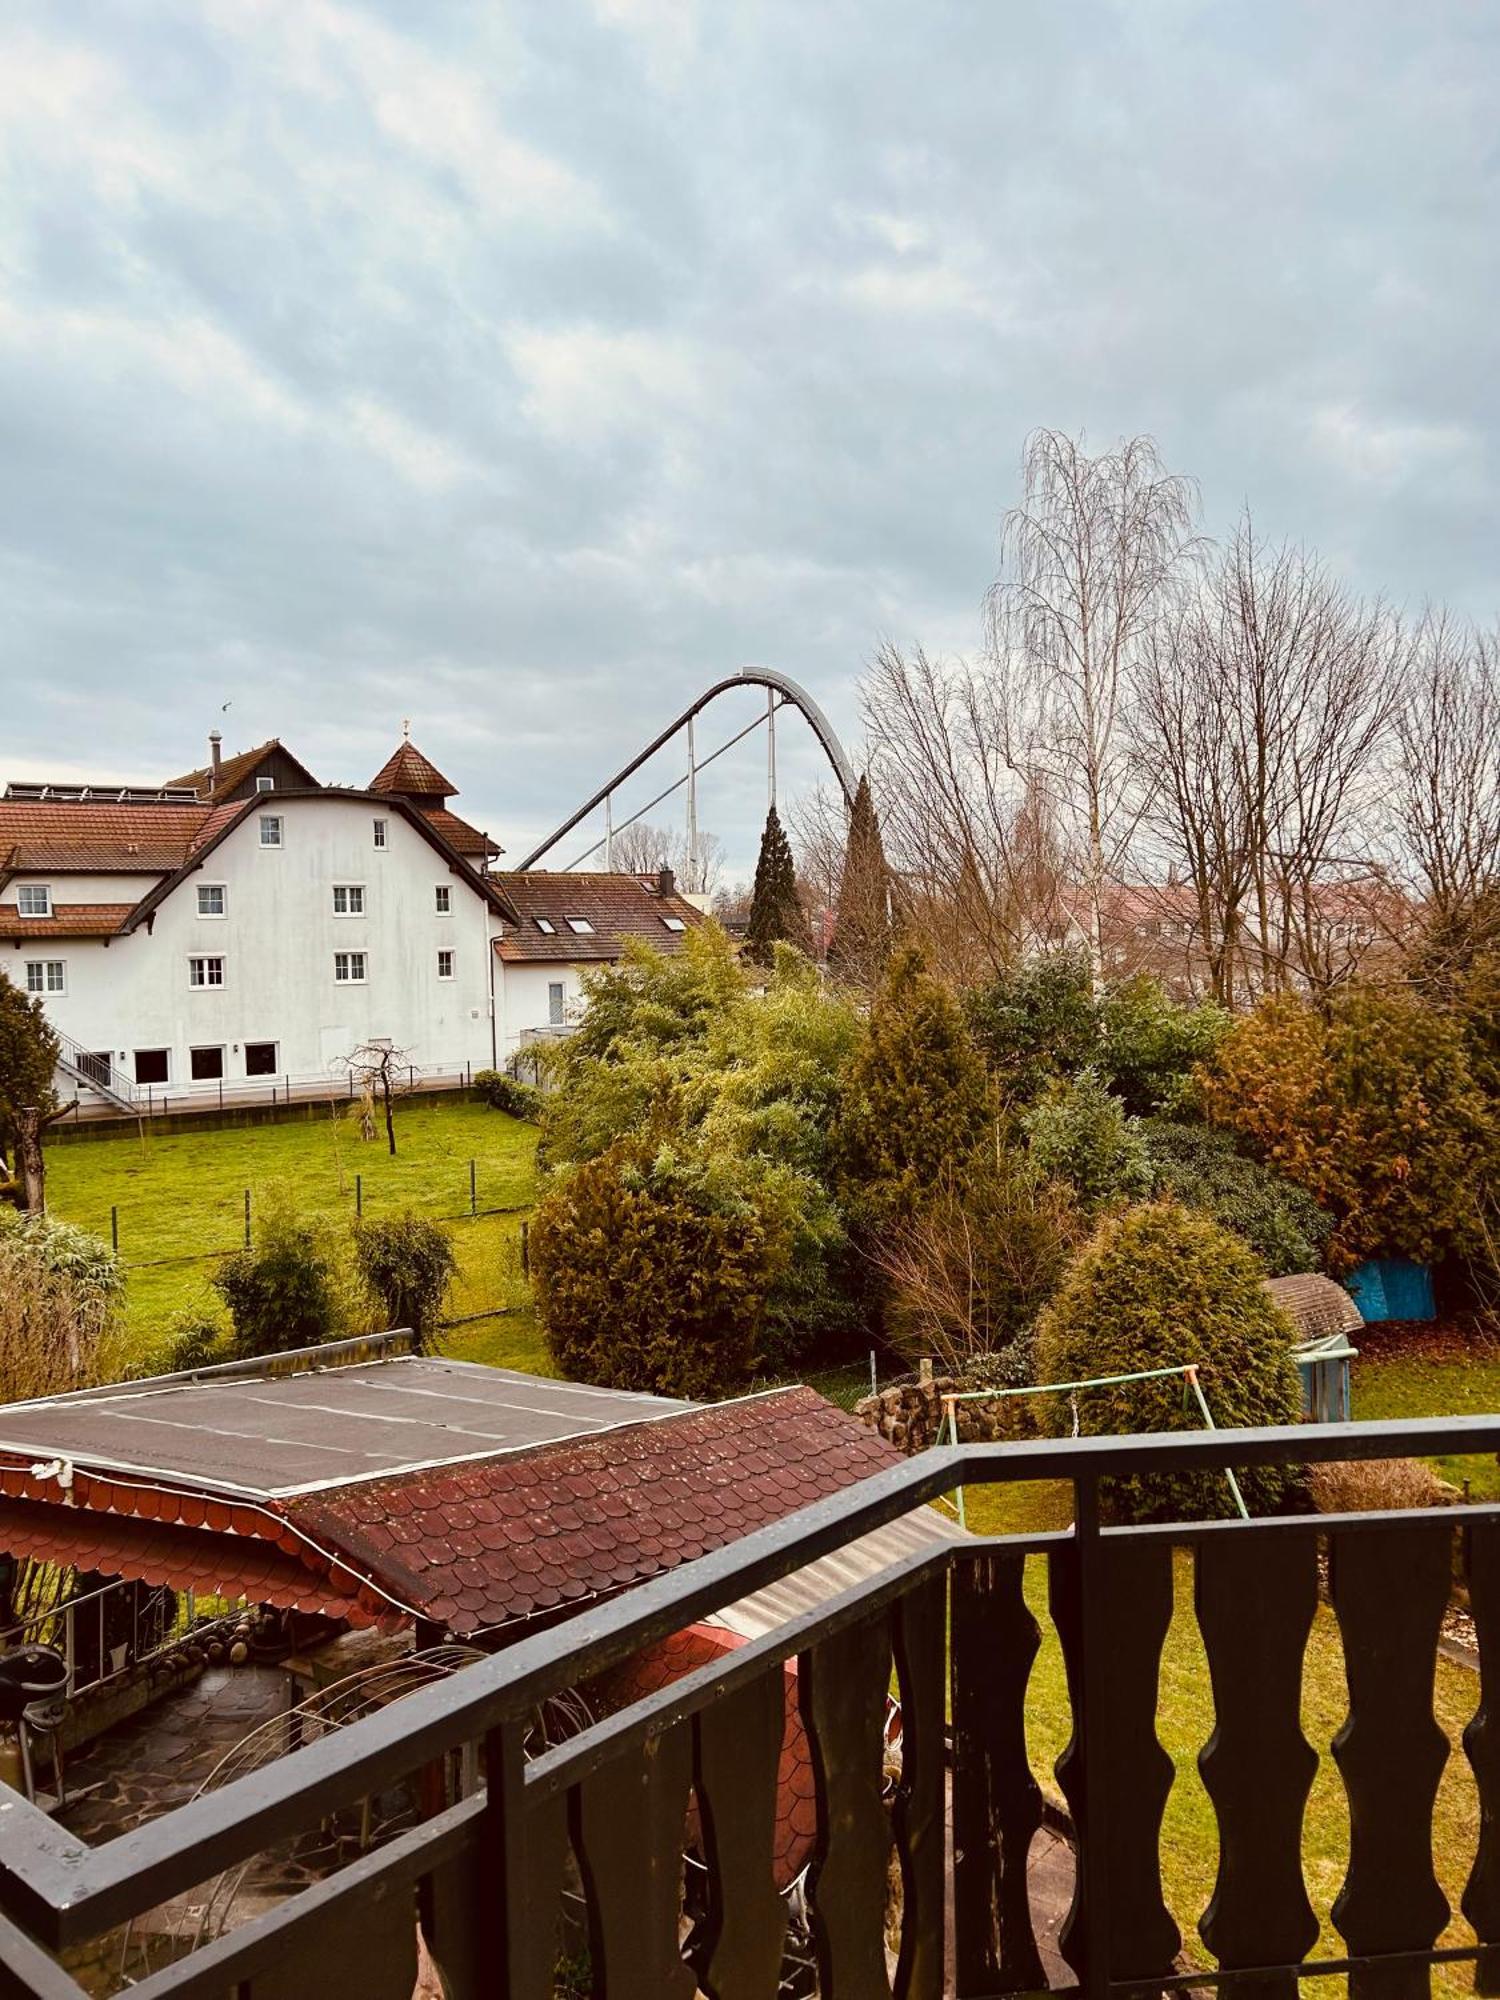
[656,865,676,898]
[208,730,223,793]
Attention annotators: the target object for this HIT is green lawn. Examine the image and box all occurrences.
[1355,1337,1500,1500]
[46,1098,544,1377]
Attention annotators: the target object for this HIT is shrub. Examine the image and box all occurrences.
[840,944,991,1219]
[531,1141,789,1398]
[1023,1069,1153,1214]
[354,1213,457,1352]
[874,1156,1085,1375]
[0,1209,119,1395]
[965,949,1099,1107]
[1034,1202,1304,1521]
[1140,1122,1332,1276]
[472,1070,542,1120]
[213,1204,344,1358]
[1200,987,1500,1271]
[162,1307,232,1374]
[1097,977,1230,1116]
[1307,1458,1450,1514]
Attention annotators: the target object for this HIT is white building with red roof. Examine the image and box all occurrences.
[0,734,704,1106]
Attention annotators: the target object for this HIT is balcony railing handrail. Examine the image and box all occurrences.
[0,1409,1497,1956]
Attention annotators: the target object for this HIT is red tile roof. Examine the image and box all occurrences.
[416,804,500,859]
[493,871,705,963]
[0,903,135,939]
[370,741,456,798]
[293,1386,902,1637]
[0,800,210,877]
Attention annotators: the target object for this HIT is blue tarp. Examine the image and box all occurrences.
[1344,1257,1435,1324]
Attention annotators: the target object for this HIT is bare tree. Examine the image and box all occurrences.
[1392,610,1500,922]
[607,819,723,895]
[343,1041,417,1157]
[987,429,1201,981]
[1136,518,1401,1001]
[860,643,1071,983]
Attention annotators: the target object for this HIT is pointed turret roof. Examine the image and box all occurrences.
[369,740,456,799]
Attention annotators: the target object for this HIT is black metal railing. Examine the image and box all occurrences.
[0,1416,1497,1998]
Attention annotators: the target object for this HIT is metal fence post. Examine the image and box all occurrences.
[243,1188,251,1248]
[520,1220,529,1279]
[356,1173,363,1220]
[110,1206,119,1254]
[470,1160,477,1216]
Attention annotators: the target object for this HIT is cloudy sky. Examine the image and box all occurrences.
[2,1,1496,874]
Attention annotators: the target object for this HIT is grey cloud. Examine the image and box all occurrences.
[3,0,1498,869]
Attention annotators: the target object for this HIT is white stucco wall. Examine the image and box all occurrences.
[15,797,500,1090]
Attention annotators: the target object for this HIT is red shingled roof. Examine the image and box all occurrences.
[292,1386,902,1637]
[370,741,456,798]
[493,871,705,963]
[0,800,209,876]
[416,804,500,859]
[163,739,309,799]
[0,1499,377,1624]
[0,903,134,939]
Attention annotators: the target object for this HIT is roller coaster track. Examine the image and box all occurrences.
[517,669,856,873]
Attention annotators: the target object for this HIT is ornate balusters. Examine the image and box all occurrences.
[571,1725,698,2000]
[425,1786,569,1999]
[950,1551,1046,1996]
[1051,1534,1179,1989]
[1196,1531,1319,2000]
[890,1573,947,2000]
[693,1669,789,2000]
[801,1612,897,1998]
[1465,1520,1500,1995]
[1330,1522,1452,2000]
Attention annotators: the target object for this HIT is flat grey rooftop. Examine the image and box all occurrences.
[0,1358,689,1498]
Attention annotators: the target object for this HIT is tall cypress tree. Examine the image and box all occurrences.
[828,773,893,986]
[744,804,812,965]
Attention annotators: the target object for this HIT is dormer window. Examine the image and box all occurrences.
[535,918,556,935]
[564,916,594,935]
[17,885,51,917]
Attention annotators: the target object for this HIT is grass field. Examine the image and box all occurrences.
[46,1098,545,1376]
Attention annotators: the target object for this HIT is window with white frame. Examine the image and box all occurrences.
[548,980,565,1026]
[334,951,368,983]
[332,884,366,916]
[188,955,226,988]
[564,916,594,935]
[535,917,556,934]
[197,883,227,918]
[259,814,283,848]
[17,885,51,917]
[661,915,686,932]
[24,960,65,995]
[437,948,455,980]
[256,775,275,792]
[434,884,452,915]
[372,818,388,849]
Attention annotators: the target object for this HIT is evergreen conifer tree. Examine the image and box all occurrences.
[840,943,990,1216]
[828,773,893,986]
[744,804,812,965]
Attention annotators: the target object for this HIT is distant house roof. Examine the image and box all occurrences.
[0,902,136,940]
[164,739,320,801]
[0,1354,907,1639]
[493,870,706,963]
[1264,1273,1364,1345]
[0,800,210,879]
[369,740,457,799]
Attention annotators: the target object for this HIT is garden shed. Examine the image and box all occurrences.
[1264,1272,1363,1423]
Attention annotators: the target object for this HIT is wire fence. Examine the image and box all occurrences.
[60,1063,481,1125]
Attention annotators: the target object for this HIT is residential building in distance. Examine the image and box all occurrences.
[0,733,703,1107]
